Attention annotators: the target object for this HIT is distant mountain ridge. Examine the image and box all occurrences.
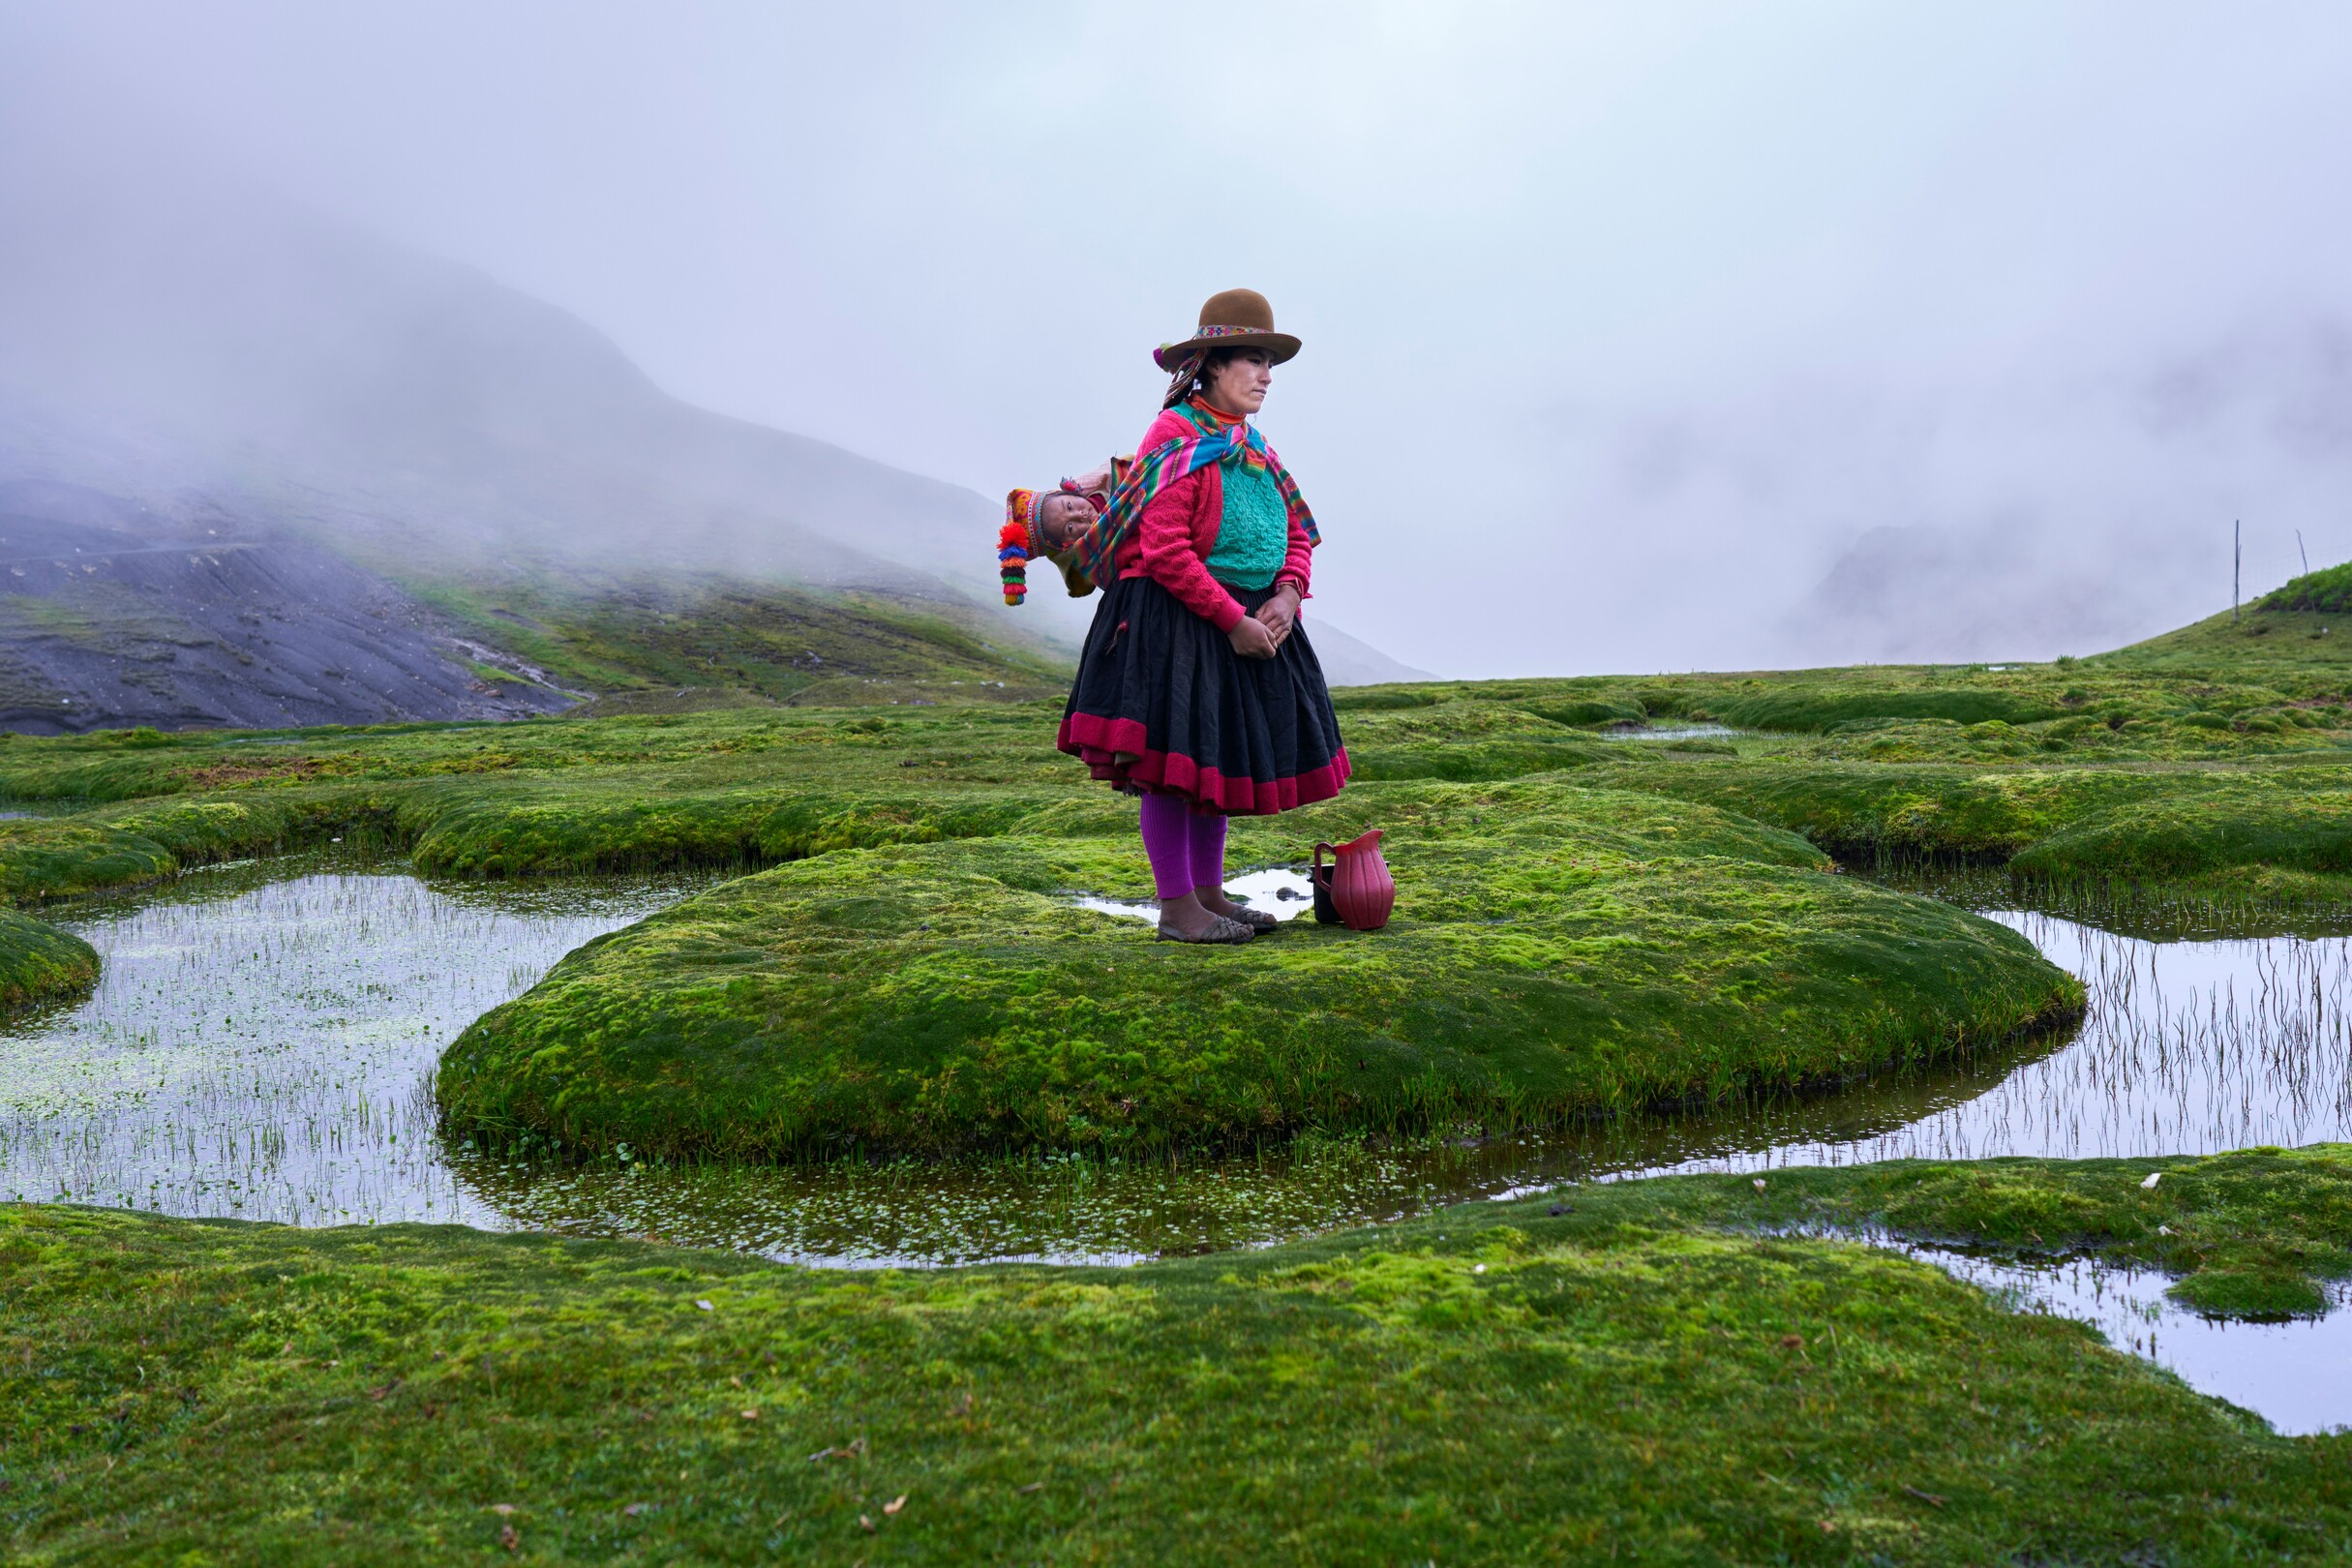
[0,160,1428,728]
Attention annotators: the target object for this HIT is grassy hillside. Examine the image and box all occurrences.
[409,571,1073,709]
[2107,563,2352,671]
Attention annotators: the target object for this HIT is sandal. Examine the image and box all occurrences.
[1221,905,1280,932]
[1155,914,1256,945]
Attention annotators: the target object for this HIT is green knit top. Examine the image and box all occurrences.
[1202,461,1290,590]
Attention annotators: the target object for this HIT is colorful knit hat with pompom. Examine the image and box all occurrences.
[999,489,1047,606]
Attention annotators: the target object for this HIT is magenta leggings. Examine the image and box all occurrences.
[1138,794,1228,900]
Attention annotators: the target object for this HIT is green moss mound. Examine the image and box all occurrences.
[5,618,2352,1033]
[1346,737,1612,781]
[2008,793,2352,883]
[14,1151,2352,1563]
[1586,761,2161,861]
[0,907,98,1008]
[8,657,2352,903]
[404,786,1128,877]
[0,772,1130,893]
[1342,700,1618,780]
[438,782,2081,1159]
[1601,762,2352,911]
[1327,685,1446,710]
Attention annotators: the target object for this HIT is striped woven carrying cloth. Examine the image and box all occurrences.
[1070,403,1319,591]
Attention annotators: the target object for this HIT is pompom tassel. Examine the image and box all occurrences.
[996,517,1031,608]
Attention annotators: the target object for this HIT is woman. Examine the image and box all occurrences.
[1057,288,1349,945]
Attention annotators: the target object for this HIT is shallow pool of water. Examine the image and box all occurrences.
[1597,723,1742,741]
[1070,865,1316,926]
[1625,909,2352,1180]
[0,855,699,1228]
[1867,1238,2352,1436]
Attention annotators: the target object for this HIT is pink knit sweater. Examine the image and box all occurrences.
[1111,407,1315,631]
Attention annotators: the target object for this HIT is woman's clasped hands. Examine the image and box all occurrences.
[1227,585,1300,659]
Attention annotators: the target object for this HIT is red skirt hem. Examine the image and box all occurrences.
[1057,711,1350,815]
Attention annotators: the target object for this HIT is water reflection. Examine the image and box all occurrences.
[1638,911,2352,1181]
[1858,1237,2352,1437]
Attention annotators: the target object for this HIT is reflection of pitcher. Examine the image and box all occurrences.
[1312,830,1396,931]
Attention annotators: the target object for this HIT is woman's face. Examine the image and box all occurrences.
[1039,494,1095,550]
[1203,348,1273,414]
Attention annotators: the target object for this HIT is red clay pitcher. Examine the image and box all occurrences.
[1312,829,1395,931]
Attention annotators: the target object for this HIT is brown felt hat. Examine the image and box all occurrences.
[1152,287,1302,371]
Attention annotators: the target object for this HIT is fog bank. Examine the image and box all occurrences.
[6,2,2351,675]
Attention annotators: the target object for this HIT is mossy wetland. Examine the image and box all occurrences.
[17,586,2352,1556]
[14,1153,2352,1562]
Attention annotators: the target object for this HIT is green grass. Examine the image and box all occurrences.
[437,780,2078,1160]
[0,706,1110,1007]
[10,1148,2352,1564]
[4,657,2351,1150]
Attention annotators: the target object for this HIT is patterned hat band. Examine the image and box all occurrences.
[1152,318,1302,372]
[1167,323,1270,348]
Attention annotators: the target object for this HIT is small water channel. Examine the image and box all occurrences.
[5,853,2350,1429]
[1597,723,1742,742]
[1875,1242,2352,1438]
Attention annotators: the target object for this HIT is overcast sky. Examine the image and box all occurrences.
[6,2,2352,676]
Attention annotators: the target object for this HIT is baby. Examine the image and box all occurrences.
[998,457,1127,605]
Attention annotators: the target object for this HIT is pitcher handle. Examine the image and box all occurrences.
[1312,840,1335,878]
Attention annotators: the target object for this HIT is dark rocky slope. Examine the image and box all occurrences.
[0,482,566,733]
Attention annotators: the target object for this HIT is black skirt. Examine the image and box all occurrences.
[1057,577,1350,814]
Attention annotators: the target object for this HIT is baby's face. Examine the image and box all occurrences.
[1040,495,1094,550]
